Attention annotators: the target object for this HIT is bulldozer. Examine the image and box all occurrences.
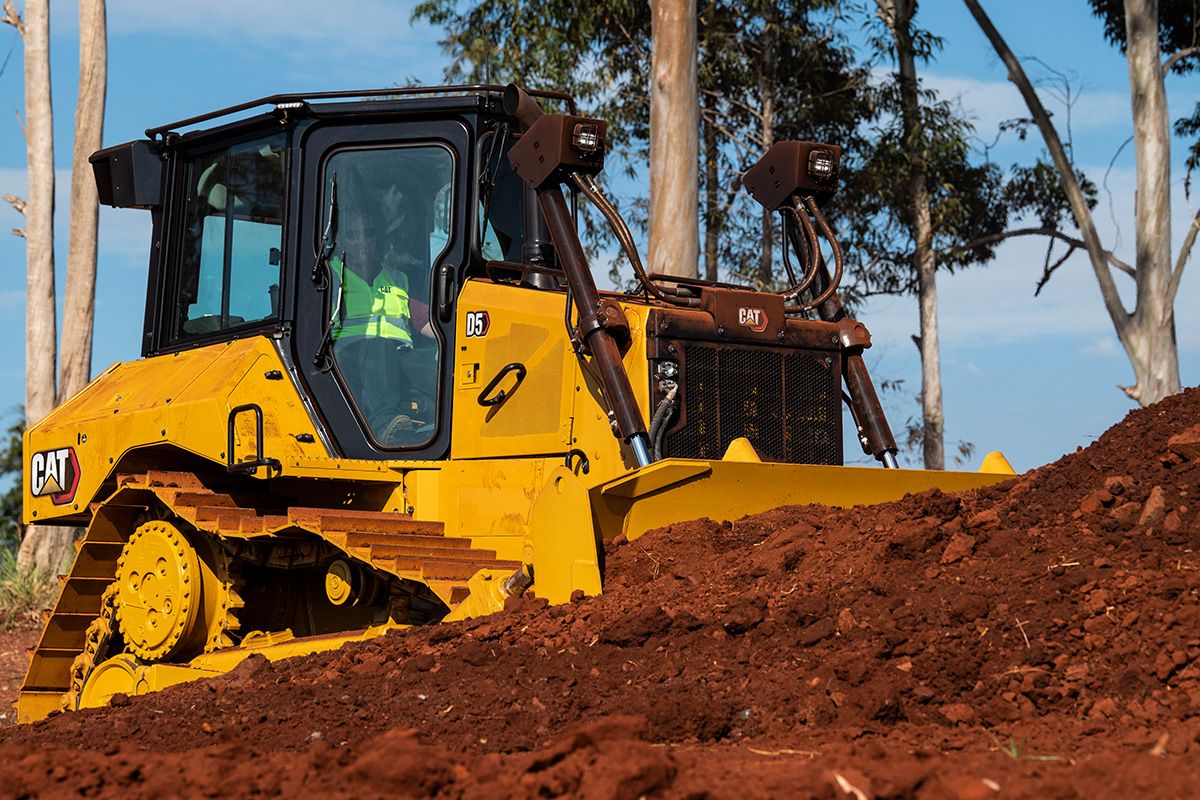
[17,84,1013,723]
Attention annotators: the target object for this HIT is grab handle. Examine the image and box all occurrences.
[227,404,281,475]
[477,362,527,407]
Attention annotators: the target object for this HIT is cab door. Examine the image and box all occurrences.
[291,118,471,460]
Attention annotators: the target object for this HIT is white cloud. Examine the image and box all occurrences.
[1082,336,1122,358]
[922,72,1129,138]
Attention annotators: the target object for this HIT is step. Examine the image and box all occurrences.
[37,614,93,649]
[24,648,80,687]
[53,579,110,615]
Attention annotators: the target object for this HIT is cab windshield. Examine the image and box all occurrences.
[322,144,453,448]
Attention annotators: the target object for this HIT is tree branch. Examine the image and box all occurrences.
[3,193,26,216]
[704,116,758,157]
[946,225,1134,277]
[963,0,1132,339]
[0,0,22,37]
[1035,243,1077,296]
[1162,46,1199,76]
[1169,205,1200,306]
[699,87,764,126]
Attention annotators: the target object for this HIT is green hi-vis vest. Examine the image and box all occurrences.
[331,257,414,344]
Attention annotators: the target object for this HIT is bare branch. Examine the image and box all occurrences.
[1101,135,1133,250]
[1162,46,1199,76]
[1169,206,1200,306]
[10,227,23,238]
[1,1,22,37]
[945,225,1134,277]
[1035,244,1077,296]
[3,193,25,215]
[705,116,758,157]
[699,87,764,126]
[963,0,1132,338]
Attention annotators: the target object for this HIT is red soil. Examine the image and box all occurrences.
[2,389,1200,798]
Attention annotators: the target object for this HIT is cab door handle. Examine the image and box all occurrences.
[436,262,455,322]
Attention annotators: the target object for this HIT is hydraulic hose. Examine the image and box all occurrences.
[648,384,678,461]
[780,205,822,303]
[788,197,844,313]
[777,210,800,286]
[571,173,697,307]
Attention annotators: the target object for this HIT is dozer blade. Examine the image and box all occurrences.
[522,444,1015,606]
[589,455,1014,545]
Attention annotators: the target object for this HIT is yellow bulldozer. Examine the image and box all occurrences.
[17,84,1012,723]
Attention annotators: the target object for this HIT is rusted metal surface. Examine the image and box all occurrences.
[646,305,843,354]
[742,140,842,210]
[698,287,787,343]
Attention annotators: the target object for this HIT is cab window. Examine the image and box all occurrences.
[170,132,286,340]
[322,144,453,448]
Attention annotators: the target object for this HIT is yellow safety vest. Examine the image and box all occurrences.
[331,257,414,344]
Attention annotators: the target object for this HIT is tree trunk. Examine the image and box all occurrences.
[1122,0,1180,405]
[648,0,699,278]
[702,100,720,282]
[15,0,76,573]
[964,0,1181,407]
[59,0,107,402]
[21,0,55,427]
[883,0,944,469]
[756,11,776,288]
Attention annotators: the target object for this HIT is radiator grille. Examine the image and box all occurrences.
[663,342,841,465]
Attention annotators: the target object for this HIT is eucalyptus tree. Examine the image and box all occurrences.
[965,0,1199,406]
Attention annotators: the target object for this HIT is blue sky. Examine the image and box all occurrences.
[0,0,1195,472]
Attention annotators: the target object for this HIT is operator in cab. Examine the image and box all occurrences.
[331,169,437,446]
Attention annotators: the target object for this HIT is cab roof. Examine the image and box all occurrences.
[146,84,577,142]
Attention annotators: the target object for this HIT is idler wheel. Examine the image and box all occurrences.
[116,520,210,660]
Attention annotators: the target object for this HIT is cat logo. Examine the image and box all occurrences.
[30,447,81,506]
[465,310,491,338]
[738,307,768,333]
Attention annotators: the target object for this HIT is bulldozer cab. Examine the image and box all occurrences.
[94,87,567,461]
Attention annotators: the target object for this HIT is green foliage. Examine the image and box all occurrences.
[411,0,649,154]
[1088,0,1200,193]
[0,547,57,627]
[705,1,871,287]
[838,8,1009,300]
[1087,0,1199,73]
[413,0,870,287]
[0,414,23,551]
[1176,103,1200,195]
[1003,159,1098,228]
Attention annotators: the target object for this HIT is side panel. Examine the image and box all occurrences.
[24,337,326,524]
[448,280,657,480]
[451,280,576,459]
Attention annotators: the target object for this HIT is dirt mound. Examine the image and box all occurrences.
[3,389,1200,797]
